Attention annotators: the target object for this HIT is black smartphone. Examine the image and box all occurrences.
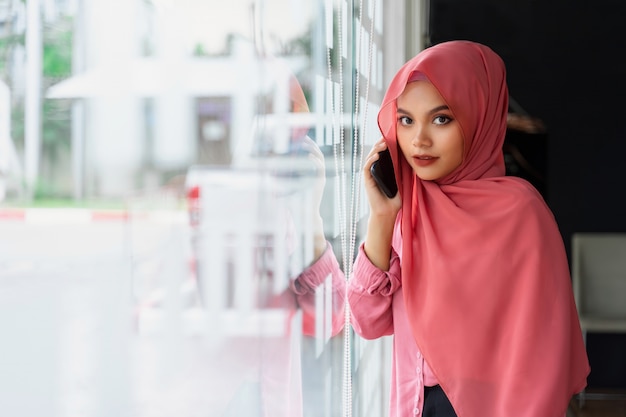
[370,148,398,198]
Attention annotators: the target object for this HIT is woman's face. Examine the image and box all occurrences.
[396,81,464,182]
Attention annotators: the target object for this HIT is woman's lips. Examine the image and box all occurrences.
[413,155,437,166]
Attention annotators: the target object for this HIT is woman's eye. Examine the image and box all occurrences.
[433,115,450,125]
[399,116,413,126]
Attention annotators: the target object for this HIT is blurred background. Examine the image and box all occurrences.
[0,0,399,416]
[0,0,624,416]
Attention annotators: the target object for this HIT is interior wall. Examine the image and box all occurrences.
[428,0,626,389]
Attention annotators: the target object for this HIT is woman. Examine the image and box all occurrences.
[345,40,590,416]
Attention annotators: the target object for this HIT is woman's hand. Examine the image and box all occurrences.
[362,138,402,270]
[300,136,328,260]
[363,138,402,219]
[301,136,326,216]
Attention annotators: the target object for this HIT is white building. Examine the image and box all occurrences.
[46,0,312,199]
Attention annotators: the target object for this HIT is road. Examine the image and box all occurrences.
[0,207,346,417]
[0,211,214,417]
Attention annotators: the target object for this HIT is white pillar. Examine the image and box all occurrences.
[24,0,42,197]
[0,81,11,200]
[84,0,143,197]
[152,7,193,170]
[71,1,86,200]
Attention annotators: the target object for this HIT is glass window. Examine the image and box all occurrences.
[0,0,423,415]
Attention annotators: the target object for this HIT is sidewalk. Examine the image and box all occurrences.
[0,207,187,224]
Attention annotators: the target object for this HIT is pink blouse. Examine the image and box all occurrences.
[348,243,438,417]
[296,242,570,417]
[295,241,438,417]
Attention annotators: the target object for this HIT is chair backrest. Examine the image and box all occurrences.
[572,233,626,327]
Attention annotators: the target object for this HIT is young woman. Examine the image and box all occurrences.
[344,40,590,416]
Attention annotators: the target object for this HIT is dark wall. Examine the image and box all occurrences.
[429,0,626,388]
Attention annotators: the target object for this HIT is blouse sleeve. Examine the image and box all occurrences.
[348,243,402,339]
[290,241,346,336]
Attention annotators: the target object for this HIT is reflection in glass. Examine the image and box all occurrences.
[0,0,395,415]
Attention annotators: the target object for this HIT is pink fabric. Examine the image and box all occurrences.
[376,41,590,416]
[258,242,345,417]
[348,241,436,417]
[290,241,346,337]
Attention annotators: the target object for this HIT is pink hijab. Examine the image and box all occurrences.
[379,41,590,416]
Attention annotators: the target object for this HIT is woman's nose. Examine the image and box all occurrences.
[411,125,431,147]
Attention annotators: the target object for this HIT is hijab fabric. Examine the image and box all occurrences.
[378,40,590,416]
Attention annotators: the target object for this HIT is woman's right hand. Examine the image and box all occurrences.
[362,138,402,271]
[363,138,402,219]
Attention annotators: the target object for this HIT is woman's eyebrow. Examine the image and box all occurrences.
[428,105,450,114]
[397,105,450,115]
